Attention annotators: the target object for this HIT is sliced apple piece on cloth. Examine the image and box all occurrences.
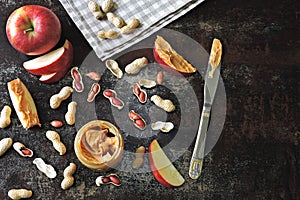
[154,36,196,74]
[148,139,185,187]
[23,40,73,76]
[7,78,41,129]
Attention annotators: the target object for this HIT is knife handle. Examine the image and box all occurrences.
[189,110,210,179]
[189,158,203,180]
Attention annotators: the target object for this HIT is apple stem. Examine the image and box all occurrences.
[23,27,34,34]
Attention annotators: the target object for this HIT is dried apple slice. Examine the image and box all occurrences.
[154,36,196,74]
[7,78,41,129]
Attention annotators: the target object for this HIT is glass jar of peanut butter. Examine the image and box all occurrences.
[74,120,124,171]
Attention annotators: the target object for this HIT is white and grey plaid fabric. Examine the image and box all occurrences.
[59,0,205,61]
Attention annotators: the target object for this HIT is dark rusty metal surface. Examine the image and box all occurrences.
[0,0,299,199]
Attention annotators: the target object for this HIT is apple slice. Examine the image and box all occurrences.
[39,66,69,84]
[153,47,168,67]
[154,36,196,74]
[7,78,41,129]
[39,73,57,83]
[23,40,73,75]
[148,139,185,188]
[39,72,61,84]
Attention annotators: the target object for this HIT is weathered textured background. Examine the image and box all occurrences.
[0,0,299,199]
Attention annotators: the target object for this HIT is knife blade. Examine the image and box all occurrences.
[189,38,222,179]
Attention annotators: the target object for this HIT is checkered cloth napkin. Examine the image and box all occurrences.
[59,0,204,61]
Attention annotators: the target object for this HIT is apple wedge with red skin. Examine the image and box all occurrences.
[23,39,73,76]
[153,47,168,66]
[148,139,185,188]
[39,67,69,83]
[153,36,196,75]
[153,47,176,74]
[153,47,195,76]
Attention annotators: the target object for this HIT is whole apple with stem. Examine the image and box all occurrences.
[6,5,61,56]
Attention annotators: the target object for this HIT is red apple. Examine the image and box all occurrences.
[148,139,185,188]
[23,40,73,75]
[6,5,61,55]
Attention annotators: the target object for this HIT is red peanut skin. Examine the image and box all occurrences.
[103,89,124,109]
[72,70,81,81]
[111,97,123,106]
[71,67,84,92]
[50,120,63,128]
[86,72,101,81]
[129,111,140,120]
[135,119,145,129]
[102,177,110,183]
[109,175,121,186]
[139,92,146,103]
[74,81,83,91]
[157,71,164,85]
[103,89,115,98]
[128,110,146,130]
[87,83,100,102]
[92,84,100,93]
[87,91,96,102]
[21,149,32,156]
[133,84,140,95]
[133,83,147,103]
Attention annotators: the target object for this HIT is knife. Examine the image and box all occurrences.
[189,38,222,179]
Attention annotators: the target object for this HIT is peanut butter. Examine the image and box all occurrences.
[7,78,40,129]
[74,120,123,171]
[155,36,196,74]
